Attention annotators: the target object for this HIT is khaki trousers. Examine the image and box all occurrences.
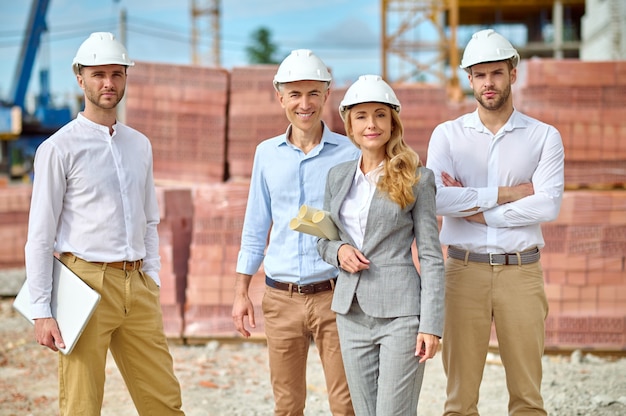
[442,257,548,416]
[58,255,184,416]
[262,285,354,416]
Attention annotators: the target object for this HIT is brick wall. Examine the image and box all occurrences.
[5,59,624,350]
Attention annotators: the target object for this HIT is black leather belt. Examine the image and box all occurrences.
[447,246,540,266]
[265,276,336,295]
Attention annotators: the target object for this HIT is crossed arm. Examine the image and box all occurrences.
[440,171,534,224]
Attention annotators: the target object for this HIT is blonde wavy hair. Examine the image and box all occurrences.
[344,106,422,209]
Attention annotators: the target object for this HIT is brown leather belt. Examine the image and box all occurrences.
[266,276,336,295]
[447,246,540,266]
[62,253,143,271]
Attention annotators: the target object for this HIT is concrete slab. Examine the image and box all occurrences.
[0,268,25,297]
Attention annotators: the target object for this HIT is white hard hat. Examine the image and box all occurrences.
[273,49,332,91]
[338,75,401,121]
[72,32,134,75]
[460,29,520,71]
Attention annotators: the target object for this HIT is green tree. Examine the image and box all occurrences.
[245,27,280,64]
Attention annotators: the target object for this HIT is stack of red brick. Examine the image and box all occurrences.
[0,184,31,269]
[516,59,626,189]
[125,62,229,183]
[227,66,284,180]
[182,182,267,338]
[540,190,626,349]
[155,187,193,338]
[5,59,624,350]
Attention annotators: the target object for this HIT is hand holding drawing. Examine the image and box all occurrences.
[291,205,369,272]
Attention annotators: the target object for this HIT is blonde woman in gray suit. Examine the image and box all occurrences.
[317,75,445,416]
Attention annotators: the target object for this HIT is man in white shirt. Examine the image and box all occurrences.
[426,29,564,415]
[24,32,184,415]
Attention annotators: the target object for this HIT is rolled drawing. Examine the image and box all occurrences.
[289,217,328,239]
[312,210,339,240]
[297,205,321,221]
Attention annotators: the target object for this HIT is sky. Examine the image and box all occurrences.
[0,0,383,112]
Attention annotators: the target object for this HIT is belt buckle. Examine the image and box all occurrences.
[488,253,503,266]
[123,260,138,271]
[297,284,314,295]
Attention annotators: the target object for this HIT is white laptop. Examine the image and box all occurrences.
[13,257,101,355]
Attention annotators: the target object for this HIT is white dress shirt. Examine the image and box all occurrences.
[339,156,383,251]
[426,109,564,253]
[25,113,161,318]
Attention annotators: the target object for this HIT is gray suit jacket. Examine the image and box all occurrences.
[317,161,445,337]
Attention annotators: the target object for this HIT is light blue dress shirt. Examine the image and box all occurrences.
[236,122,360,285]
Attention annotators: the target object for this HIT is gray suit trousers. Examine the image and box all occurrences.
[337,299,426,416]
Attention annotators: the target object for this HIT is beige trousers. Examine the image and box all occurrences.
[442,257,548,416]
[58,254,184,416]
[262,285,354,416]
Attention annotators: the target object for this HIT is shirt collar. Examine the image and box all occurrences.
[278,121,338,148]
[77,112,117,136]
[465,107,527,134]
[353,155,384,186]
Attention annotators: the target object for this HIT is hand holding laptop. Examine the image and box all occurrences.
[13,257,101,355]
[35,317,66,352]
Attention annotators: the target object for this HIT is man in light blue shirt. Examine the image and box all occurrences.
[232,49,359,416]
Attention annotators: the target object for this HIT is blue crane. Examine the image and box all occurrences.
[0,0,72,178]
[11,0,50,112]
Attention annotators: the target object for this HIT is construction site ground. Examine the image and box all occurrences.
[1,296,625,416]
